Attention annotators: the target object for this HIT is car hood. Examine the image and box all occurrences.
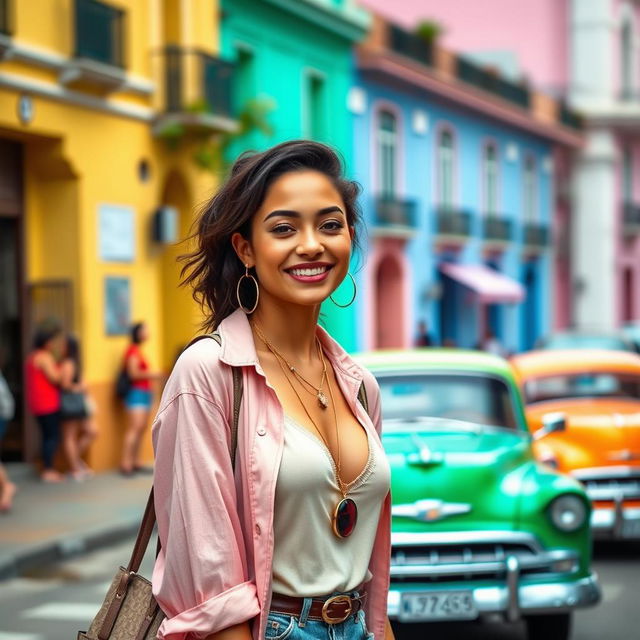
[526,398,640,472]
[383,423,533,532]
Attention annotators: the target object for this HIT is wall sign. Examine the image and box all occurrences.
[17,94,34,125]
[99,204,135,262]
[105,277,131,336]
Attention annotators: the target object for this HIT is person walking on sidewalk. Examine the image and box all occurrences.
[60,334,98,481]
[25,321,65,483]
[151,141,393,640]
[0,359,17,511]
[120,321,156,476]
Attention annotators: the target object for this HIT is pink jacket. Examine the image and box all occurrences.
[151,309,391,640]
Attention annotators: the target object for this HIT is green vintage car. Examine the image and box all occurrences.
[355,349,601,640]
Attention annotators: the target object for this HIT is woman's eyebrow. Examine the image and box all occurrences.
[263,205,344,222]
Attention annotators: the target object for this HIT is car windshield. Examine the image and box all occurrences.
[540,334,631,351]
[524,372,640,403]
[376,373,519,430]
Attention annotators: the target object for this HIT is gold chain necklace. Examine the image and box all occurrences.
[253,322,329,409]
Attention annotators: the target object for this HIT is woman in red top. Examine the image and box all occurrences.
[120,321,156,476]
[25,321,65,483]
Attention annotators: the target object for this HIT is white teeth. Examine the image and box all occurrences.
[290,266,328,277]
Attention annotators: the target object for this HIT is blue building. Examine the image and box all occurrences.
[350,17,582,353]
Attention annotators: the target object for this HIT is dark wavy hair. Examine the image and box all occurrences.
[131,322,145,344]
[180,140,362,331]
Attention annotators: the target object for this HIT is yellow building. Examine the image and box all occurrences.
[0,0,235,470]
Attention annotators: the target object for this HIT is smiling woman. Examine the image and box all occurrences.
[151,141,394,640]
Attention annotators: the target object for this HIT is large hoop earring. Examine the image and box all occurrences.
[330,272,357,308]
[236,264,259,314]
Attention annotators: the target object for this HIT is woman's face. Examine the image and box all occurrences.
[138,324,149,343]
[234,170,353,309]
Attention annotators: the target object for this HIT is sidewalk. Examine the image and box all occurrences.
[0,463,152,580]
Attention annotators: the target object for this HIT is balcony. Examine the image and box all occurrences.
[59,0,126,92]
[482,216,513,245]
[154,46,237,136]
[456,56,530,109]
[559,102,583,130]
[434,207,472,244]
[523,222,550,250]
[372,197,418,237]
[0,0,13,57]
[623,202,640,236]
[388,24,433,67]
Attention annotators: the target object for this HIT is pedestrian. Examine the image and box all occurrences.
[59,334,98,481]
[482,330,506,357]
[25,320,65,483]
[0,357,17,511]
[151,141,393,640]
[414,320,433,347]
[120,321,156,476]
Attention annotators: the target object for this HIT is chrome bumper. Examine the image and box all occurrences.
[591,502,640,539]
[388,574,601,622]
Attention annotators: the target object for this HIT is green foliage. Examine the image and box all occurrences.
[414,19,444,44]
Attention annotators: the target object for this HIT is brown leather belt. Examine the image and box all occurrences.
[270,588,367,625]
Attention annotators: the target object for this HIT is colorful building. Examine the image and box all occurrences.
[366,0,640,332]
[350,14,582,352]
[0,0,235,470]
[219,0,370,351]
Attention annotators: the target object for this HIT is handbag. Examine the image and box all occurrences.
[79,334,242,640]
[61,391,89,420]
[115,369,131,399]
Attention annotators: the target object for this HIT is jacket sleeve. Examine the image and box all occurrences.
[151,390,260,640]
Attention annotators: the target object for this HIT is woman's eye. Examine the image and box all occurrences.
[271,224,295,234]
[321,220,344,232]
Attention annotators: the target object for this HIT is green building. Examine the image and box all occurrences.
[220,0,369,350]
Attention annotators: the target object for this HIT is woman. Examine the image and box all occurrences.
[60,334,98,481]
[151,141,393,640]
[0,358,17,511]
[120,321,156,476]
[26,321,65,483]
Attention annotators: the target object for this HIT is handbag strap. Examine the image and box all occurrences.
[126,332,241,574]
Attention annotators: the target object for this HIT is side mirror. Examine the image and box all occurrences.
[533,412,567,440]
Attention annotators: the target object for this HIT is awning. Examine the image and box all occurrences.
[440,263,525,304]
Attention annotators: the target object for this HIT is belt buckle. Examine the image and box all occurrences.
[321,595,352,624]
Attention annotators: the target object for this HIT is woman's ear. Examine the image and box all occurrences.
[349,225,355,241]
[231,232,255,268]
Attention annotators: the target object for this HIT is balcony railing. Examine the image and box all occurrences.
[523,222,550,247]
[388,24,433,66]
[374,197,417,229]
[559,102,583,130]
[74,0,124,68]
[0,0,11,36]
[163,45,234,118]
[435,207,472,237]
[623,202,640,235]
[456,56,530,109]
[483,216,513,242]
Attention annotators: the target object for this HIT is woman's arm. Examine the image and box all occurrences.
[384,616,396,640]
[58,360,76,391]
[35,351,62,385]
[126,352,154,381]
[203,621,253,640]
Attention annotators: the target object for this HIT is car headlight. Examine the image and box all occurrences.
[548,494,587,532]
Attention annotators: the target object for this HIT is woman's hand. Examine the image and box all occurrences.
[384,616,396,640]
[204,621,253,640]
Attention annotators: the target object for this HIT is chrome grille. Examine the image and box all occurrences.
[580,475,640,501]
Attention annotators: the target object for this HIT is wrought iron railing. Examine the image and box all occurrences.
[74,0,124,67]
[388,24,433,66]
[559,102,583,130]
[0,0,11,35]
[435,207,472,236]
[483,216,513,242]
[523,222,549,247]
[456,56,530,109]
[163,45,234,117]
[374,197,417,228]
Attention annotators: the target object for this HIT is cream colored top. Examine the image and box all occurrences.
[271,415,391,597]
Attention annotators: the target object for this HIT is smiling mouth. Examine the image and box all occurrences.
[285,264,334,282]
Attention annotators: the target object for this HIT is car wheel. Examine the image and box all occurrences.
[525,613,572,640]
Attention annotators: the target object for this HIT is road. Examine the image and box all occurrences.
[0,539,636,640]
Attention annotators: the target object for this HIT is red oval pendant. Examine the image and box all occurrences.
[333,498,358,538]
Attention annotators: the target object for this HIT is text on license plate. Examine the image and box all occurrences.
[399,591,478,621]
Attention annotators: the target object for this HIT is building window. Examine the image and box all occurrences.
[305,71,325,140]
[378,109,397,198]
[75,0,125,68]
[621,17,634,100]
[523,155,537,223]
[438,129,454,209]
[623,146,633,201]
[483,143,499,216]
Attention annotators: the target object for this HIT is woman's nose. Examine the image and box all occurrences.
[296,229,324,256]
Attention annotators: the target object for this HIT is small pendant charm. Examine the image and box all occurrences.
[317,391,329,409]
[332,498,358,538]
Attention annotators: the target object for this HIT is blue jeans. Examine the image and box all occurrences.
[265,593,374,640]
[125,388,152,410]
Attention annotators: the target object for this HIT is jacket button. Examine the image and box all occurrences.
[257,426,266,436]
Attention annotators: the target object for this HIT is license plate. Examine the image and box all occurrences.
[399,591,478,621]
[621,518,640,539]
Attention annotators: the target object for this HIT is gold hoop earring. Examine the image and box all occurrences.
[236,264,259,314]
[330,272,357,308]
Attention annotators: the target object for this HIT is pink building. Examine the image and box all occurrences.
[364,0,640,331]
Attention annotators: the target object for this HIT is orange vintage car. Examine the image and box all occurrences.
[510,349,640,540]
